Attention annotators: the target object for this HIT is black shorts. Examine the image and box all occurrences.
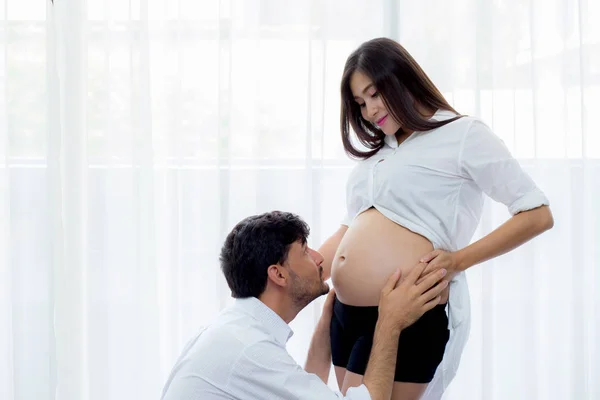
[330,298,450,384]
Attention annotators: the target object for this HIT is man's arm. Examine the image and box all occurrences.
[231,340,370,400]
[304,319,332,383]
[362,320,401,400]
[304,289,336,383]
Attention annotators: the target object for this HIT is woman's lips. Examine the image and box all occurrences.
[377,115,388,125]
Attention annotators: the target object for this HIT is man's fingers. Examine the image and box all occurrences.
[324,288,336,304]
[382,268,402,294]
[415,264,434,285]
[415,268,447,294]
[421,295,442,313]
[420,279,449,304]
[403,262,430,286]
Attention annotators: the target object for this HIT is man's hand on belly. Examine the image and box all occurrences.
[378,263,449,331]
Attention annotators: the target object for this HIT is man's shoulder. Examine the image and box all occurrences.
[161,315,273,400]
[202,311,268,347]
[173,316,266,374]
[207,314,293,363]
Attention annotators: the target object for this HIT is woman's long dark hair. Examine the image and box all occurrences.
[341,38,462,159]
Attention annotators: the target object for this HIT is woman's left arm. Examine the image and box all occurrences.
[421,205,553,275]
[420,119,554,276]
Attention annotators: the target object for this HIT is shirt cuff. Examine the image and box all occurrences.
[340,214,352,227]
[344,384,372,400]
[508,187,549,215]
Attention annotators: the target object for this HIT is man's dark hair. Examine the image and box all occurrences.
[220,211,310,298]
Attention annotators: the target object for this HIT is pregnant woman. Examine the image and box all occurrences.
[318,38,554,400]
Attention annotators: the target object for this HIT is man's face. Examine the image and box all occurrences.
[285,240,329,308]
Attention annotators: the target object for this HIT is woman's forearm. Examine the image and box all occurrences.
[456,205,553,271]
[318,225,348,280]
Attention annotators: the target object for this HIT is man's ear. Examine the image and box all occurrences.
[266,264,288,288]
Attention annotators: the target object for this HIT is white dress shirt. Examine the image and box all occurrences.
[161,297,372,400]
[342,109,549,399]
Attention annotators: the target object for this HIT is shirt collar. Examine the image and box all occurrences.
[234,297,294,346]
[384,134,399,148]
[383,109,457,149]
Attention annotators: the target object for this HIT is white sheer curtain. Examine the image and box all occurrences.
[1,0,598,399]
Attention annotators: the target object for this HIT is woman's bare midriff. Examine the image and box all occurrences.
[331,208,449,306]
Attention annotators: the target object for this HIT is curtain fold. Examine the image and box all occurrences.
[48,1,88,399]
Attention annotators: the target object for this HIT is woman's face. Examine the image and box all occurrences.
[349,70,401,136]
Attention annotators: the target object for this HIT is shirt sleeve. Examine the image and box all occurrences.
[459,119,549,215]
[340,213,352,227]
[229,340,371,400]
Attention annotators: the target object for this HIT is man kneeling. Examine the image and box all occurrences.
[161,211,448,400]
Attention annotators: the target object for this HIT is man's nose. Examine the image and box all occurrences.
[309,248,324,266]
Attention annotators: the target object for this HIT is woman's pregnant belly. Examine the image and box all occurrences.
[331,208,440,307]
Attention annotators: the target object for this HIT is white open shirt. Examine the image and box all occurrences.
[342,109,549,399]
[161,297,372,400]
